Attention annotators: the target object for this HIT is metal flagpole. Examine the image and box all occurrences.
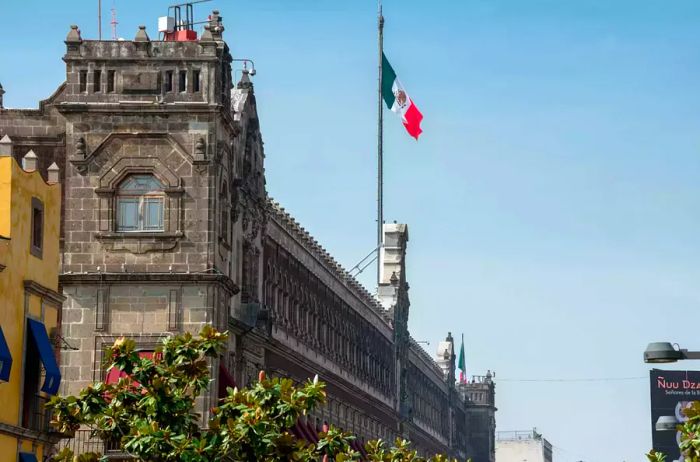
[377,1,384,287]
[98,0,103,40]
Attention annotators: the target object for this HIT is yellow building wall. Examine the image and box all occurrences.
[0,434,17,460]
[0,156,61,460]
[0,159,11,238]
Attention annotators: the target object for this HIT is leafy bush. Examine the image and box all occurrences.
[48,326,466,462]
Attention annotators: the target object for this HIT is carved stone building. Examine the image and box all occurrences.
[0,10,495,461]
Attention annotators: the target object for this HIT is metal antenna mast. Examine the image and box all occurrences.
[110,2,118,40]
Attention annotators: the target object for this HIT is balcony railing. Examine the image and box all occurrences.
[55,429,123,457]
[24,394,53,433]
[496,430,544,441]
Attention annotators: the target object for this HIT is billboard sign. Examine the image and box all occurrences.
[649,369,700,461]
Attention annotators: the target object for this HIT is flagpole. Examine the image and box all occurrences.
[461,333,465,383]
[98,0,102,40]
[377,1,384,287]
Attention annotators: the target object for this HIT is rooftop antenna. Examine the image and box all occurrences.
[110,1,118,40]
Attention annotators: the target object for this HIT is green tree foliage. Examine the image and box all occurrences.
[47,326,467,462]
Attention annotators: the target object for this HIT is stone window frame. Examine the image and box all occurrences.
[94,334,164,383]
[95,160,184,240]
[30,197,44,259]
[115,174,167,233]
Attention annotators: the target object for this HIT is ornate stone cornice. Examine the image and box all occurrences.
[0,421,61,445]
[267,197,392,326]
[59,272,240,296]
[68,131,200,174]
[24,279,66,306]
[408,336,449,388]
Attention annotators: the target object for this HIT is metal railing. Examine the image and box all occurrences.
[55,429,123,457]
[496,430,544,441]
[25,394,53,433]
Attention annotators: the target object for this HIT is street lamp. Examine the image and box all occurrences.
[643,342,700,364]
[655,415,679,432]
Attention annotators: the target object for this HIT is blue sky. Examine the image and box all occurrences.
[3,0,700,460]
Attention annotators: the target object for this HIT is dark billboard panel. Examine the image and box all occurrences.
[649,369,700,461]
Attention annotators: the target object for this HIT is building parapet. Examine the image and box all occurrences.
[496,430,548,442]
[267,198,392,327]
[409,336,450,388]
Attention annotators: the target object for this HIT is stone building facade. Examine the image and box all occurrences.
[0,10,495,461]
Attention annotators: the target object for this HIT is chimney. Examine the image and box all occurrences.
[0,82,5,109]
[22,150,38,172]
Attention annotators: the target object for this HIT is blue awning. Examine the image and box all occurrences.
[0,326,11,382]
[27,319,61,395]
[19,453,38,462]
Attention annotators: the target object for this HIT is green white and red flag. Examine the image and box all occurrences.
[458,334,466,383]
[382,52,423,140]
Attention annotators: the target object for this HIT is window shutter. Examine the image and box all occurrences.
[117,198,139,231]
[143,197,164,230]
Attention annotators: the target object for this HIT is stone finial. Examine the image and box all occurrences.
[134,25,150,42]
[0,135,12,157]
[200,25,214,42]
[209,10,224,40]
[47,162,60,184]
[0,82,5,109]
[237,69,253,90]
[22,150,38,172]
[66,25,82,42]
[390,271,399,287]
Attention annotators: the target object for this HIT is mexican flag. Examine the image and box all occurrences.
[458,334,466,383]
[382,52,423,140]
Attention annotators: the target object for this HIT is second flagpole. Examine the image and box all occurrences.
[377,1,384,287]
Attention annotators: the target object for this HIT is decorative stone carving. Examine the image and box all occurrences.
[193,136,209,171]
[195,137,206,158]
[76,136,86,157]
[65,25,82,55]
[69,133,192,174]
[134,25,150,42]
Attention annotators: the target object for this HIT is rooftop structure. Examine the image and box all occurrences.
[496,429,554,462]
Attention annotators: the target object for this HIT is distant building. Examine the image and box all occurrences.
[461,373,497,462]
[496,429,553,462]
[435,334,497,462]
[0,145,63,462]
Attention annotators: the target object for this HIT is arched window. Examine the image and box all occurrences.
[116,174,165,232]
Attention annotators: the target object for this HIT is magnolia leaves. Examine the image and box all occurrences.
[48,326,467,462]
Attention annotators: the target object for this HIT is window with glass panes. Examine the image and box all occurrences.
[116,175,165,232]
